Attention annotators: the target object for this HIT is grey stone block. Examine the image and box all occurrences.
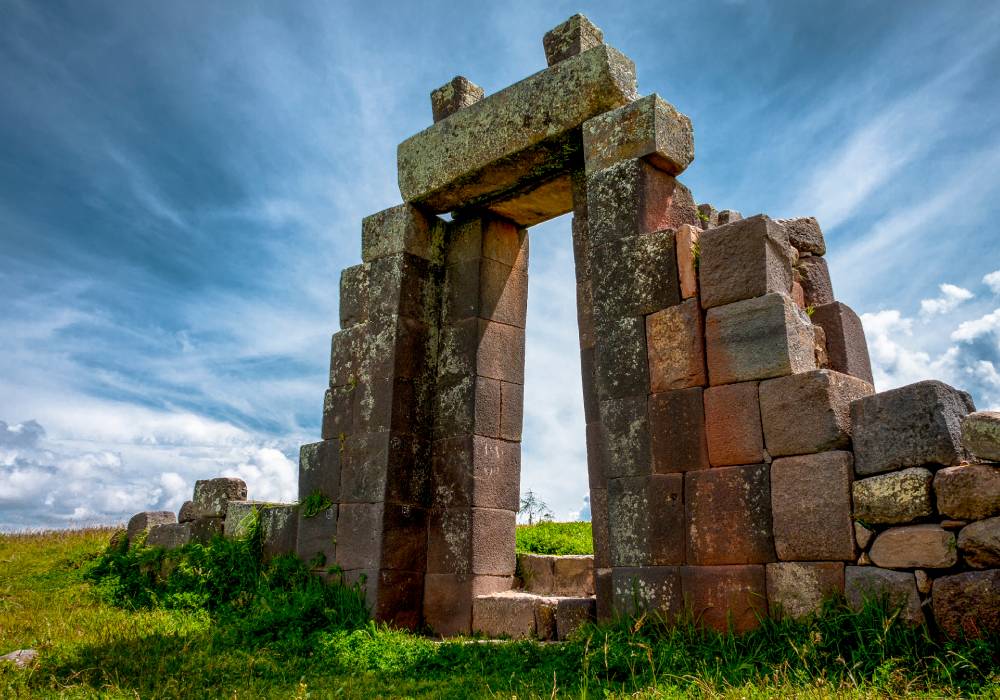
[853,467,934,525]
[146,523,192,550]
[796,256,834,307]
[431,76,484,122]
[699,215,793,309]
[845,566,923,625]
[543,14,604,65]
[192,477,247,518]
[339,263,370,329]
[766,562,844,619]
[583,94,694,175]
[957,517,1000,568]
[126,511,176,544]
[776,216,826,256]
[810,302,874,385]
[868,525,957,569]
[962,411,1000,462]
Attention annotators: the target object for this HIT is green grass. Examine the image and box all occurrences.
[516,520,594,555]
[1,527,998,698]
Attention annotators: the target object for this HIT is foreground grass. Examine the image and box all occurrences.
[0,528,998,698]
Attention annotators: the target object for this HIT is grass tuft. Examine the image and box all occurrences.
[516,520,594,556]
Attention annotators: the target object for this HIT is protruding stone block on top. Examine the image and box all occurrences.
[850,380,975,476]
[705,293,816,386]
[431,76,485,123]
[192,477,247,519]
[543,13,604,66]
[583,94,694,175]
[698,215,794,309]
[810,302,874,385]
[776,216,826,256]
[759,369,873,457]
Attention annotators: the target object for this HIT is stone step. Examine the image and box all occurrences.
[517,553,595,596]
[472,590,595,640]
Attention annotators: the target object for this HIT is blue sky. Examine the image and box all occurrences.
[2,0,999,529]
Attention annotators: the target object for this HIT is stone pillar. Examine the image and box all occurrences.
[423,214,528,635]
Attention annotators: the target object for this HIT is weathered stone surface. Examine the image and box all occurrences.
[961,411,1000,462]
[686,464,775,565]
[933,463,1000,521]
[339,263,370,329]
[595,567,613,621]
[430,434,520,511]
[398,45,637,223]
[543,14,604,66]
[699,215,793,309]
[796,255,834,307]
[177,501,195,524]
[776,216,826,256]
[298,440,342,505]
[675,224,701,299]
[361,204,437,262]
[810,302,874,385]
[869,525,957,569]
[518,554,555,593]
[598,395,650,478]
[583,94,694,175]
[438,318,525,387]
[188,516,224,545]
[591,487,610,569]
[759,370,873,457]
[368,253,433,321]
[612,565,682,618]
[851,380,974,476]
[812,324,829,368]
[472,591,547,639]
[592,229,679,322]
[771,451,856,561]
[444,258,528,329]
[427,507,516,577]
[852,467,934,525]
[648,387,709,473]
[499,381,523,442]
[329,323,369,389]
[259,504,300,561]
[379,503,429,573]
[423,573,511,636]
[717,210,742,225]
[855,522,874,550]
[370,569,425,630]
[932,569,1000,638]
[704,381,765,466]
[556,597,596,639]
[0,649,37,669]
[126,511,176,544]
[224,501,270,539]
[296,504,337,570]
[766,562,844,619]
[608,474,685,566]
[681,565,767,633]
[446,214,528,270]
[646,299,705,392]
[915,569,931,594]
[705,293,816,386]
[431,76,484,123]
[336,503,383,572]
[587,159,697,248]
[192,478,247,519]
[844,566,924,625]
[697,203,718,229]
[146,523,192,550]
[553,555,596,596]
[958,517,1000,568]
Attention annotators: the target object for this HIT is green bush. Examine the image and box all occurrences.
[515,520,593,555]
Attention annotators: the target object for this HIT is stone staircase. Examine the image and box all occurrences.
[472,554,596,640]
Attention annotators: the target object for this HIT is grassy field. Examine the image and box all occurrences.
[0,526,998,699]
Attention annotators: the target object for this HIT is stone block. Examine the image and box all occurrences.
[598,395,651,479]
[146,523,191,550]
[932,570,1000,638]
[446,216,528,271]
[766,562,844,620]
[855,522,874,550]
[336,502,383,571]
[595,567,613,621]
[499,382,523,442]
[958,517,1000,568]
[543,13,604,66]
[296,504,337,570]
[686,464,776,565]
[759,369,873,457]
[472,591,542,639]
[705,293,816,386]
[431,434,520,511]
[646,299,705,392]
[675,224,701,299]
[697,203,718,229]
[776,216,826,256]
[591,487,611,569]
[595,317,649,400]
[177,501,195,523]
[371,569,425,630]
[188,517,224,545]
[434,375,493,440]
[853,467,933,525]
[428,507,515,577]
[587,159,697,248]
[915,570,932,594]
[962,411,1000,462]
[576,281,596,350]
[680,565,767,633]
[518,554,555,593]
[552,555,595,596]
[223,500,267,539]
[608,474,685,566]
[535,598,558,641]
[422,572,511,636]
[257,504,299,560]
[796,256,834,307]
[338,432,391,503]
[592,230,679,321]
[556,597,596,639]
[844,566,923,625]
[444,257,528,328]
[126,511,176,544]
[612,566,682,618]
[698,215,793,309]
[368,252,432,320]
[585,422,606,486]
[580,346,599,424]
[438,318,525,387]
[717,210,742,225]
[192,477,247,519]
[321,385,354,440]
[869,525,957,569]
[934,463,1000,520]
[583,94,694,175]
[398,45,636,220]
[810,302,874,385]
[329,324,368,388]
[298,440,342,504]
[361,204,436,262]
[379,503,428,572]
[648,387,709,473]
[771,451,856,561]
[704,381,765,466]
[851,380,974,476]
[431,76,484,122]
[339,263,370,329]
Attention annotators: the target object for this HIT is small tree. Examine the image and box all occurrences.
[519,489,553,525]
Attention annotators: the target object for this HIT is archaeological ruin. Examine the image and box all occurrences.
[124,15,1000,640]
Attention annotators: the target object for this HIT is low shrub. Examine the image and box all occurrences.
[515,520,593,555]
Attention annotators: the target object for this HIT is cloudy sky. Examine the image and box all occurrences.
[2,0,999,529]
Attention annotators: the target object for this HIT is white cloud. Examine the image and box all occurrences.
[951,308,1000,342]
[984,270,1000,295]
[920,283,974,316]
[222,447,297,504]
